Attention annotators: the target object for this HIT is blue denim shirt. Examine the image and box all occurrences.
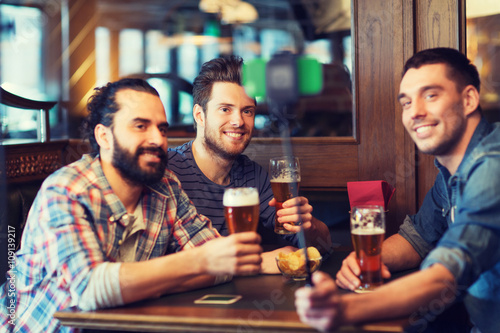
[399,117,500,332]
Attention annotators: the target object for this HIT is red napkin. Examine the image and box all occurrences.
[347,181,395,211]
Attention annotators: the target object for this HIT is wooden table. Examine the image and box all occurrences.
[54,249,412,333]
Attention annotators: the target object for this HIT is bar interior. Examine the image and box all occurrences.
[1,1,499,332]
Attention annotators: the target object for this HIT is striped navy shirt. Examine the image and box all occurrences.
[168,141,297,245]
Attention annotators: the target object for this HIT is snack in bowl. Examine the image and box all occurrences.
[275,247,322,280]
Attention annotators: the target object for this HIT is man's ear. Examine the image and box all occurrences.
[193,104,205,128]
[463,85,480,116]
[95,124,112,151]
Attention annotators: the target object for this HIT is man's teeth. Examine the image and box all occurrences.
[226,132,243,138]
[416,125,433,134]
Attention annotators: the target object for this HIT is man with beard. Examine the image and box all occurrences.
[0,78,263,332]
[295,48,500,333]
[168,56,332,273]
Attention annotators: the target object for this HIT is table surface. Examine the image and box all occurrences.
[54,248,413,333]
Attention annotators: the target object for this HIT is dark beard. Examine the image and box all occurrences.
[111,137,168,186]
[203,127,251,161]
[204,134,242,160]
[421,102,466,156]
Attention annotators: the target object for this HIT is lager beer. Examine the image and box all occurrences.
[223,187,259,234]
[350,205,386,292]
[269,156,301,235]
[351,228,385,290]
[270,179,300,234]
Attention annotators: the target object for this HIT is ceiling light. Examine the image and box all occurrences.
[221,1,258,24]
[199,0,258,24]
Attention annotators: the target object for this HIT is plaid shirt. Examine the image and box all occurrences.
[0,154,219,332]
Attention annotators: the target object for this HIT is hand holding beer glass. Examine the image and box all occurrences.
[223,187,260,233]
[269,156,301,234]
[350,205,385,292]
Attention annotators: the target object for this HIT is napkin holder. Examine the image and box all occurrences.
[347,180,395,211]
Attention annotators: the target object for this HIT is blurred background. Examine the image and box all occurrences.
[0,0,354,143]
[1,0,498,143]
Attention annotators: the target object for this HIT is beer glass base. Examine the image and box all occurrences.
[274,229,296,235]
[291,277,306,281]
[354,288,375,293]
[354,285,381,293]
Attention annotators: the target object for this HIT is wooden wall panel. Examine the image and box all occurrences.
[414,0,465,207]
[415,0,461,49]
[399,0,419,219]
[244,139,359,189]
[168,138,359,190]
[355,0,416,235]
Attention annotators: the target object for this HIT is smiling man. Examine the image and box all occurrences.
[0,78,263,332]
[168,56,332,273]
[399,63,477,170]
[295,48,500,333]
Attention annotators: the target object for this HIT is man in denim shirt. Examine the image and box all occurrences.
[295,48,499,333]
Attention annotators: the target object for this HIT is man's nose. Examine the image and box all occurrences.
[148,127,167,146]
[230,111,244,127]
[410,98,426,119]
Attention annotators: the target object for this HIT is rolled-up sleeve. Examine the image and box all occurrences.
[399,215,435,259]
[422,223,500,289]
[398,172,449,259]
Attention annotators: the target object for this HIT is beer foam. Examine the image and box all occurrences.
[270,175,301,182]
[351,227,385,235]
[223,187,259,207]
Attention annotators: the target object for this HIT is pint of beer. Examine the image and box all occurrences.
[350,205,386,292]
[223,187,260,234]
[269,156,301,234]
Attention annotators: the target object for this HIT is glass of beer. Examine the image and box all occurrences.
[223,187,260,234]
[350,205,386,292]
[269,156,301,234]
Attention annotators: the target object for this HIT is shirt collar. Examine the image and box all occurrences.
[434,117,493,177]
[461,116,492,162]
[88,154,129,225]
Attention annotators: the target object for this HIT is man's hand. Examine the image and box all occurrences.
[268,196,313,233]
[199,232,262,276]
[261,246,297,274]
[269,197,332,254]
[335,251,391,291]
[295,271,343,332]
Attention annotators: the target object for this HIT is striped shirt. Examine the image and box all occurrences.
[0,154,219,332]
[168,141,297,245]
